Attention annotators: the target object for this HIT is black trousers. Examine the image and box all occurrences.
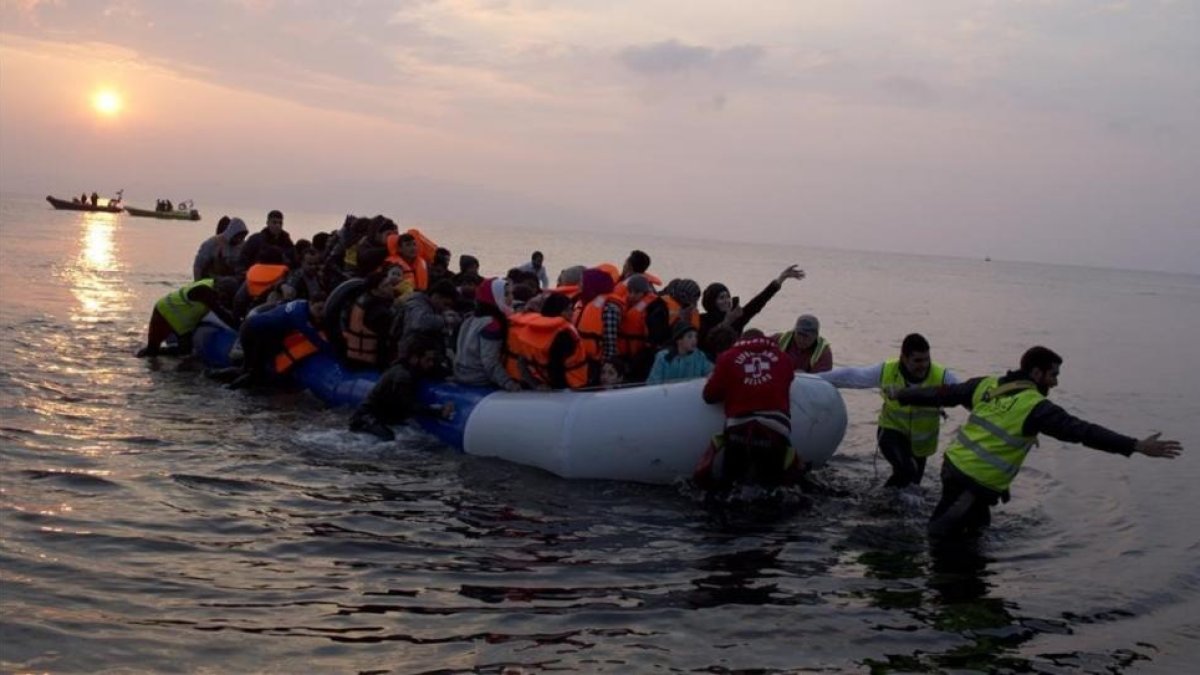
[877,427,927,488]
[927,461,1001,540]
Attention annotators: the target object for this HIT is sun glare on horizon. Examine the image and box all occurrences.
[92,89,122,117]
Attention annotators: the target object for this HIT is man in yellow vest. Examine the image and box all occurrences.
[892,346,1182,541]
[820,333,957,489]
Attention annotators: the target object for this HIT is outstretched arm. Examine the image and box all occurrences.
[818,363,885,389]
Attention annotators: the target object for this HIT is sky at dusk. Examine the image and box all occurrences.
[1,0,1197,274]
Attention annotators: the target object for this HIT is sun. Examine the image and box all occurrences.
[92,89,122,117]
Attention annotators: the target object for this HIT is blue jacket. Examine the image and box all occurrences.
[244,300,325,346]
[646,349,713,385]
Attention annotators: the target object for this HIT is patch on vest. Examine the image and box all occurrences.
[735,349,780,386]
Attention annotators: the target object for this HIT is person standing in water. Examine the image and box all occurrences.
[819,333,957,489]
[891,345,1183,541]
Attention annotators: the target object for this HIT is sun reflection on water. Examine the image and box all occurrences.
[70,213,130,324]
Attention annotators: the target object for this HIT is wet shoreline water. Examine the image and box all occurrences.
[2,193,1197,672]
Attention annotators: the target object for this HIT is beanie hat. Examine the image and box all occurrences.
[671,320,696,342]
[795,314,820,335]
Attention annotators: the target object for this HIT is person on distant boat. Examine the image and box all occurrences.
[453,277,520,391]
[699,265,806,361]
[891,346,1183,541]
[694,328,803,491]
[228,294,329,390]
[646,321,714,385]
[819,333,958,490]
[238,210,296,274]
[348,334,455,441]
[517,251,551,290]
[80,192,88,204]
[137,279,240,358]
[193,216,248,282]
[773,314,833,374]
[90,192,99,206]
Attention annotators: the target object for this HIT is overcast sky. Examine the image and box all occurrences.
[2,1,1197,273]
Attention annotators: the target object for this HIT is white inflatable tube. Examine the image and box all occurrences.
[455,375,846,484]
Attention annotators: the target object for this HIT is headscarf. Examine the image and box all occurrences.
[475,277,512,316]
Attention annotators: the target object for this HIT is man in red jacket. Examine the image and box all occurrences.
[696,329,803,490]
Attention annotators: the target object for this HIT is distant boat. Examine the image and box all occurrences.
[124,204,201,221]
[46,195,124,213]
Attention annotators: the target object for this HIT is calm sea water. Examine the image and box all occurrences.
[1,192,1197,673]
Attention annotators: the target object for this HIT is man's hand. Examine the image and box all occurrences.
[1136,432,1182,458]
[439,402,456,421]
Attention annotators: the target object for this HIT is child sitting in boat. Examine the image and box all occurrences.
[645,321,714,385]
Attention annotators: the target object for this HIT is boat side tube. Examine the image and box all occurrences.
[414,375,847,484]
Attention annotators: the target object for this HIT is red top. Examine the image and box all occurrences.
[703,336,794,418]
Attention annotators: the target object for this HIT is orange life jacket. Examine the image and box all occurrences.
[575,293,626,362]
[407,228,439,264]
[504,313,589,389]
[663,296,700,331]
[385,234,430,292]
[246,263,289,297]
[613,272,663,301]
[343,301,379,366]
[618,292,657,358]
[274,331,320,374]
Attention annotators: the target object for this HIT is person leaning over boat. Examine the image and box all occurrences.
[646,321,714,385]
[505,292,589,390]
[889,346,1183,541]
[819,333,957,489]
[772,313,833,374]
[699,264,806,361]
[348,334,455,442]
[136,278,239,358]
[193,216,248,282]
[453,277,521,391]
[694,329,803,490]
[227,294,328,390]
[238,210,296,274]
[617,274,671,382]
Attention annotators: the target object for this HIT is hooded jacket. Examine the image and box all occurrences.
[454,278,517,389]
[193,217,248,281]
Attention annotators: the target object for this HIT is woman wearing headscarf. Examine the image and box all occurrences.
[453,277,521,391]
[699,264,805,360]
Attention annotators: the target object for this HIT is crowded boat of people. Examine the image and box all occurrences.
[137,209,1183,542]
